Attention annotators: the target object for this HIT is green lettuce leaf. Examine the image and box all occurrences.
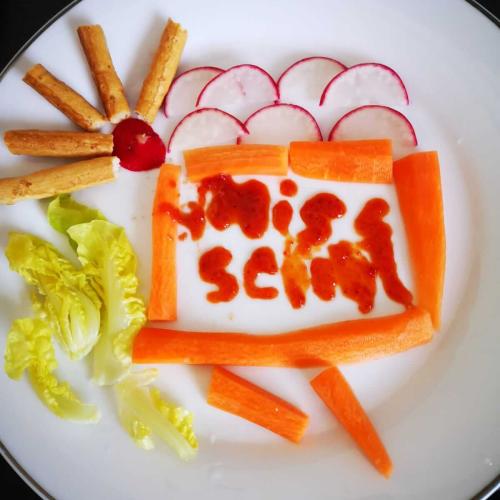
[67,220,146,386]
[115,370,198,460]
[4,318,100,423]
[5,233,101,361]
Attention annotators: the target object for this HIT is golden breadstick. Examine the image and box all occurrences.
[4,130,113,158]
[0,156,118,205]
[23,64,107,131]
[135,19,187,123]
[77,25,130,123]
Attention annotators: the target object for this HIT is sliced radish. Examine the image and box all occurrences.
[239,103,322,145]
[167,108,248,153]
[320,63,409,108]
[278,56,347,104]
[196,64,278,118]
[328,105,417,159]
[163,66,223,118]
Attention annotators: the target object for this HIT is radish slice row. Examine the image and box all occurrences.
[329,105,417,159]
[239,103,322,145]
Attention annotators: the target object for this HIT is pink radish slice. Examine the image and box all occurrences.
[239,103,322,145]
[278,56,347,103]
[196,64,279,118]
[320,63,409,108]
[328,105,417,159]
[167,108,248,153]
[163,67,223,118]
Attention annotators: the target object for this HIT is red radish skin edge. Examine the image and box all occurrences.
[277,56,348,90]
[166,107,249,153]
[163,66,224,118]
[195,64,280,107]
[237,103,323,144]
[319,63,410,107]
[327,104,418,145]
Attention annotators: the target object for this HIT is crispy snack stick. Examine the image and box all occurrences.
[77,25,130,123]
[0,156,118,205]
[135,19,187,123]
[4,130,113,158]
[23,64,107,131]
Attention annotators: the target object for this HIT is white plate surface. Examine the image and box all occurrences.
[0,1,499,499]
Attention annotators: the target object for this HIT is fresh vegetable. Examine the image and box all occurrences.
[184,144,288,181]
[311,367,392,478]
[239,103,322,145]
[393,151,445,328]
[163,66,223,118]
[115,369,198,460]
[133,307,433,366]
[328,105,417,160]
[196,64,278,118]
[207,367,308,443]
[320,62,409,107]
[167,108,248,153]
[68,220,146,385]
[289,139,393,183]
[148,164,180,321]
[4,317,100,422]
[277,56,347,104]
[5,233,101,360]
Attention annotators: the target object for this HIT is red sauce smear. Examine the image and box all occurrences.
[297,193,346,256]
[112,118,165,171]
[281,238,310,309]
[355,198,413,307]
[328,241,376,313]
[280,179,298,197]
[199,247,239,303]
[199,174,270,239]
[179,232,188,241]
[310,257,336,301]
[243,247,279,299]
[161,201,205,241]
[272,200,293,236]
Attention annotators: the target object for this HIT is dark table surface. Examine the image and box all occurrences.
[0,1,499,499]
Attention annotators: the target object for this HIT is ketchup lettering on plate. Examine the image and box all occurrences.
[272,200,293,236]
[199,247,239,303]
[310,257,336,301]
[280,179,298,197]
[160,201,205,241]
[243,247,279,299]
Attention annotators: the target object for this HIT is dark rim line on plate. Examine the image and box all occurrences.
[0,1,498,499]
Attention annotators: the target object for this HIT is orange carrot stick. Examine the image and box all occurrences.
[207,367,309,443]
[393,151,445,329]
[184,144,288,181]
[133,307,433,366]
[148,164,180,321]
[289,140,393,183]
[311,367,393,478]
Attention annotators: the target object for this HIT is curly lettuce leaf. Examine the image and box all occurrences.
[67,220,146,386]
[4,318,100,423]
[5,233,101,361]
[115,370,198,460]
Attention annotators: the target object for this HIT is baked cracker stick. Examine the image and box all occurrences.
[0,156,118,205]
[77,25,130,123]
[135,18,187,123]
[23,64,108,131]
[4,130,113,158]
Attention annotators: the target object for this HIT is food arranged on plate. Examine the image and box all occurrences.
[0,16,445,479]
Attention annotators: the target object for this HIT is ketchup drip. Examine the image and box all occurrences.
[199,247,239,303]
[310,257,336,301]
[280,238,310,309]
[243,247,279,299]
[280,179,298,197]
[160,201,205,241]
[355,198,413,308]
[272,200,293,236]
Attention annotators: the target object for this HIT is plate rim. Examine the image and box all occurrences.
[0,1,499,499]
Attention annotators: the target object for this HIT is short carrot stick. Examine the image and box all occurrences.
[133,307,433,367]
[184,144,288,181]
[148,164,180,321]
[207,367,309,443]
[311,367,393,478]
[289,140,393,183]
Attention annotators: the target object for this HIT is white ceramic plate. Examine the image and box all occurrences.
[1,0,499,498]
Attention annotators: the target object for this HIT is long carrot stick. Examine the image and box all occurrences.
[311,367,393,478]
[133,307,433,366]
[207,367,309,443]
